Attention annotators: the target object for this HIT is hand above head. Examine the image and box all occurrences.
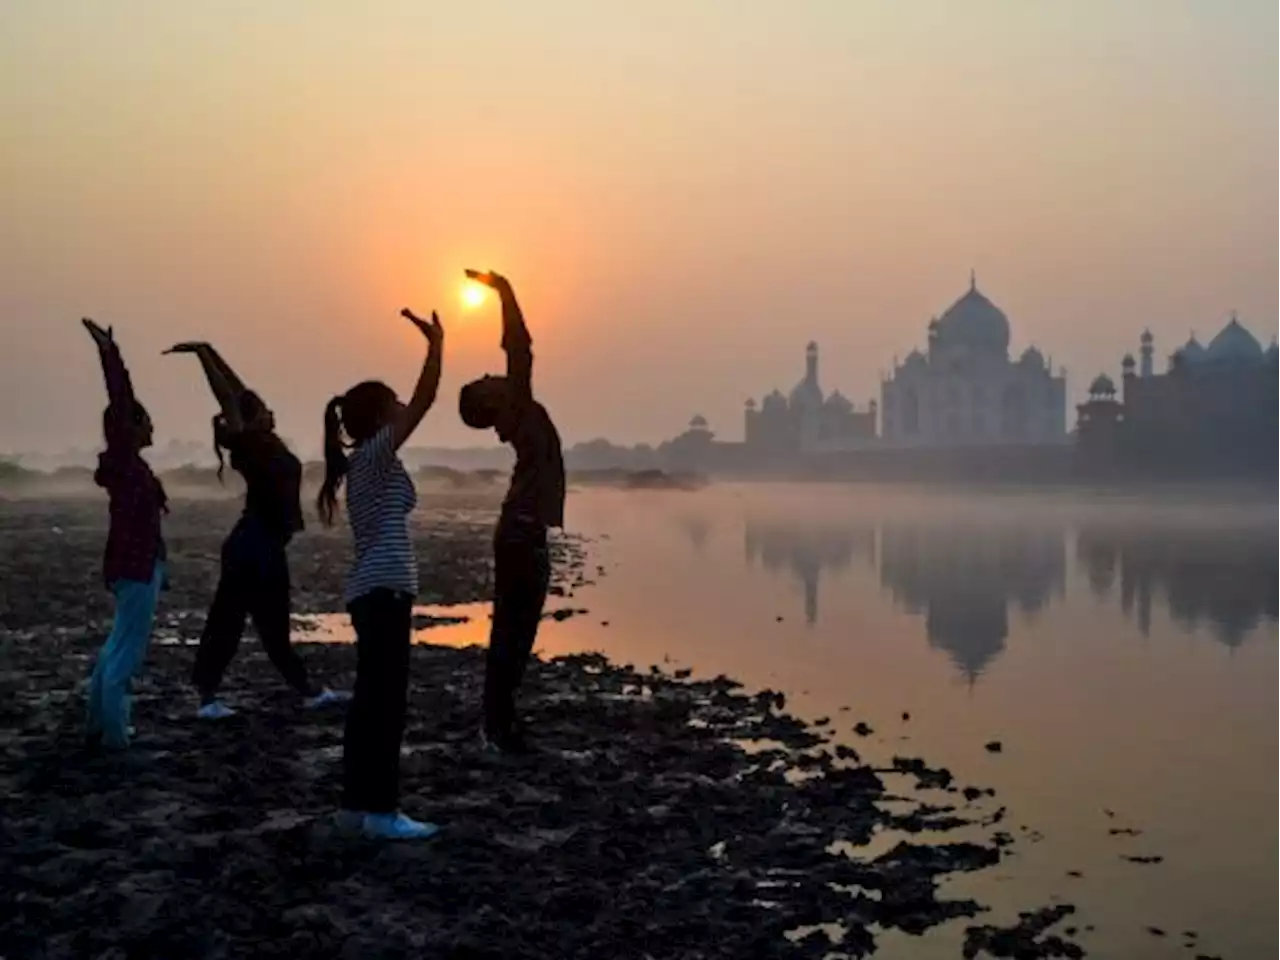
[81,318,114,348]
[162,342,209,356]
[464,269,513,296]
[400,308,444,346]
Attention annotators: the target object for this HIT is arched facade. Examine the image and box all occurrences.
[880,275,1068,447]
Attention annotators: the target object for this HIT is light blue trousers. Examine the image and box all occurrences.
[86,562,164,748]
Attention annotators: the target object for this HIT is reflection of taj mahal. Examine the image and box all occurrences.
[878,523,1066,682]
[743,517,1066,680]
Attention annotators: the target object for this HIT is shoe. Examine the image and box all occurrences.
[197,701,237,720]
[360,812,441,841]
[304,688,352,709]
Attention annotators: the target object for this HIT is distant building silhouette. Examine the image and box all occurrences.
[879,521,1066,682]
[1076,317,1278,473]
[743,342,877,457]
[880,274,1068,448]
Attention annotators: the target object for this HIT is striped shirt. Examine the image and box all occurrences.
[343,425,419,604]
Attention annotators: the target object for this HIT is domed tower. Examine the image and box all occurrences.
[1139,329,1154,378]
[1088,373,1117,399]
[932,272,1011,361]
[1121,353,1136,378]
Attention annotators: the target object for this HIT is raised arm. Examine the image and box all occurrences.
[390,309,445,451]
[164,342,250,432]
[467,270,532,402]
[82,319,136,448]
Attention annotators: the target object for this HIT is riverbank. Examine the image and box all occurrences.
[0,496,1084,958]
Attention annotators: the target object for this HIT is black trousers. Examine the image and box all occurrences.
[192,517,311,698]
[343,589,412,814]
[484,529,551,737]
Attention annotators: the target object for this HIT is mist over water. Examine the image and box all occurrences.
[527,483,1277,959]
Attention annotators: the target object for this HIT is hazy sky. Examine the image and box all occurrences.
[2,1,1275,454]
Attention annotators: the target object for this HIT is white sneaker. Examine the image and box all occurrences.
[360,812,440,841]
[304,688,352,709]
[197,701,237,720]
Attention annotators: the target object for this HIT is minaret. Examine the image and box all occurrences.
[1139,329,1154,378]
[805,341,819,385]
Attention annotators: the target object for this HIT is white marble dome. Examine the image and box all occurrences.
[1205,316,1264,364]
[935,276,1011,356]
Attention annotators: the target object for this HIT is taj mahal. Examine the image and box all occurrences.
[659,271,1271,477]
[737,273,1066,457]
[879,273,1067,448]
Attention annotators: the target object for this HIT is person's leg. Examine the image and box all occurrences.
[484,535,549,742]
[86,638,107,740]
[509,537,551,696]
[364,591,412,813]
[484,542,521,740]
[343,591,388,812]
[191,536,249,704]
[342,590,436,839]
[98,563,163,748]
[247,542,314,697]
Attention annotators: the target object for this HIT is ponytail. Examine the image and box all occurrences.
[212,414,231,483]
[317,396,348,526]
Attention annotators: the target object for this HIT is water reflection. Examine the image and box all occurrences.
[1076,523,1279,649]
[736,509,1275,679]
[879,523,1066,683]
[743,518,875,625]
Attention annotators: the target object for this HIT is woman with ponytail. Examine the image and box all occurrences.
[165,342,344,719]
[319,307,444,841]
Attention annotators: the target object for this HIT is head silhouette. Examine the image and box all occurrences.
[212,391,276,481]
[104,401,153,451]
[316,381,402,524]
[459,376,520,442]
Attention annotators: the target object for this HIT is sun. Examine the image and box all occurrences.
[461,280,488,309]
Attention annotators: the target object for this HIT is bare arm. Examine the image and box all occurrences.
[164,342,250,432]
[82,319,135,449]
[467,270,532,402]
[390,310,445,452]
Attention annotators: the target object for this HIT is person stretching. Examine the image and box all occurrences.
[457,271,565,755]
[82,318,168,750]
[164,342,347,718]
[317,307,444,841]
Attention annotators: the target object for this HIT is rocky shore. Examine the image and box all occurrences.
[0,496,1085,959]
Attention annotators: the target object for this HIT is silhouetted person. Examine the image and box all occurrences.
[164,342,346,718]
[458,271,565,754]
[317,308,444,841]
[82,318,168,751]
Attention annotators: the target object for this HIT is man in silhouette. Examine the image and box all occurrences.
[458,271,565,754]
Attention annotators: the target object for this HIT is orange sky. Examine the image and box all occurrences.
[0,1,1275,454]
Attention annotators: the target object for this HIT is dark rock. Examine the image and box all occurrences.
[963,904,1085,959]
[1122,855,1164,865]
[985,741,1003,753]
[853,722,874,737]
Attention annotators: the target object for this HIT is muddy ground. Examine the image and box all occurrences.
[0,495,1084,959]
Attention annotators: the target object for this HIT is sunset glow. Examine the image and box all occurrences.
[461,280,488,310]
